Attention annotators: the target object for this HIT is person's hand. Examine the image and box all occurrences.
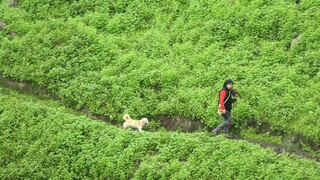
[222,110,226,114]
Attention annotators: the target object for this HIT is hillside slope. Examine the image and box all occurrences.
[0,87,319,179]
[0,0,319,146]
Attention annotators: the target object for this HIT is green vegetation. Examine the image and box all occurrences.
[0,87,319,179]
[0,1,319,144]
[0,1,319,177]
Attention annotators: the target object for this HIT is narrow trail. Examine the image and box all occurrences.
[0,74,318,162]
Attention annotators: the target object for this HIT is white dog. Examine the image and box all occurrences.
[123,114,149,132]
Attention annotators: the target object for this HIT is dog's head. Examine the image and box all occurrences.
[140,118,149,124]
[123,114,131,121]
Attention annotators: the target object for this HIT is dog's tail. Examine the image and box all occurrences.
[123,114,131,121]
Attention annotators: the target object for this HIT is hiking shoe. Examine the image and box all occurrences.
[211,129,218,136]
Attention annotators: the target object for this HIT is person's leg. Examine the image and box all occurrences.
[223,111,232,133]
[212,113,229,134]
[228,111,232,129]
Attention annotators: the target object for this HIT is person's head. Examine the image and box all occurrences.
[223,79,233,90]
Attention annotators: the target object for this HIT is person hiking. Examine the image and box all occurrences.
[212,79,236,135]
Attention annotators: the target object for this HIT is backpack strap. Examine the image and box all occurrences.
[224,90,231,104]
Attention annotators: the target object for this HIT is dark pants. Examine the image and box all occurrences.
[212,111,232,134]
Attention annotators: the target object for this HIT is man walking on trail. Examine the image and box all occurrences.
[212,79,235,135]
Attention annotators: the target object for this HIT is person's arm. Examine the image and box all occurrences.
[219,90,226,110]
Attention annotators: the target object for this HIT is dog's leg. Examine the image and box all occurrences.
[123,122,128,129]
